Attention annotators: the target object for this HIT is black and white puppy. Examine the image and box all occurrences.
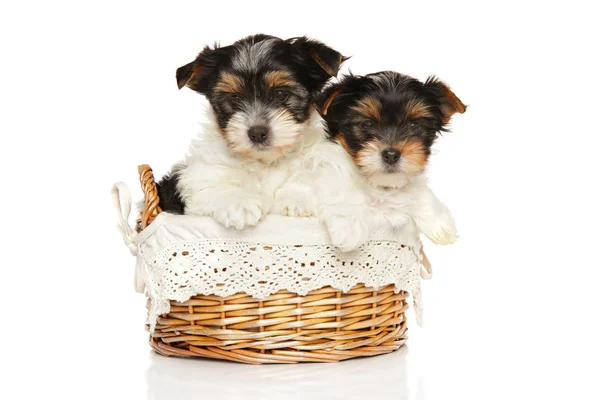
[157,34,345,229]
[316,71,466,249]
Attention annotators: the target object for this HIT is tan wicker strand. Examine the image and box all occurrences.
[138,165,409,363]
[259,300,265,354]
[138,164,162,229]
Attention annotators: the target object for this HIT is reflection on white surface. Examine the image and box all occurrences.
[146,346,423,400]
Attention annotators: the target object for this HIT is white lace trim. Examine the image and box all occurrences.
[139,239,424,331]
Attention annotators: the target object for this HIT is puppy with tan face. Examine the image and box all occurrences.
[317,71,466,249]
[156,34,345,229]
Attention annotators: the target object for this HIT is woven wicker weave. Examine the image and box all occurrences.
[138,164,409,364]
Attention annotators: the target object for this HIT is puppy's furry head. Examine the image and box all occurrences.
[177,34,346,163]
[317,71,466,188]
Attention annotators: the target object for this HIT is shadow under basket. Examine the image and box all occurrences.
[138,164,409,364]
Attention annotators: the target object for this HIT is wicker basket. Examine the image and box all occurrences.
[138,164,409,364]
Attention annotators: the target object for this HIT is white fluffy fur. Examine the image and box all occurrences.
[176,109,455,251]
[177,110,322,229]
[294,140,456,252]
[327,138,457,250]
[364,175,458,246]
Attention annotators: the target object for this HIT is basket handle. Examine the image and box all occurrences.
[138,164,162,229]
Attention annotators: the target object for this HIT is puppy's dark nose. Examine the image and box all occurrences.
[382,148,401,165]
[248,126,270,144]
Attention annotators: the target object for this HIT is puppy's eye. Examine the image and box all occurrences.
[274,89,289,102]
[361,120,373,130]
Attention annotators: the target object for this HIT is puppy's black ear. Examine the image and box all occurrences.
[176,45,226,94]
[288,37,348,92]
[423,77,467,124]
[176,61,200,90]
[315,83,346,138]
[316,83,344,117]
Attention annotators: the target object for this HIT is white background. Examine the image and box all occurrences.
[1,1,599,399]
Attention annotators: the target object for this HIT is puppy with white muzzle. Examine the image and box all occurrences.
[316,71,466,250]
[156,34,346,229]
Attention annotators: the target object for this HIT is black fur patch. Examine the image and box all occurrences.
[156,169,185,214]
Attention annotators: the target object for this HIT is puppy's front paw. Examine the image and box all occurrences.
[213,198,267,230]
[272,189,317,217]
[272,198,316,217]
[274,200,316,217]
[326,216,370,253]
[423,218,457,245]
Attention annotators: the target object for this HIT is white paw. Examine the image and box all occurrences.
[212,198,267,230]
[272,189,317,218]
[423,219,457,245]
[272,199,316,217]
[326,216,370,253]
